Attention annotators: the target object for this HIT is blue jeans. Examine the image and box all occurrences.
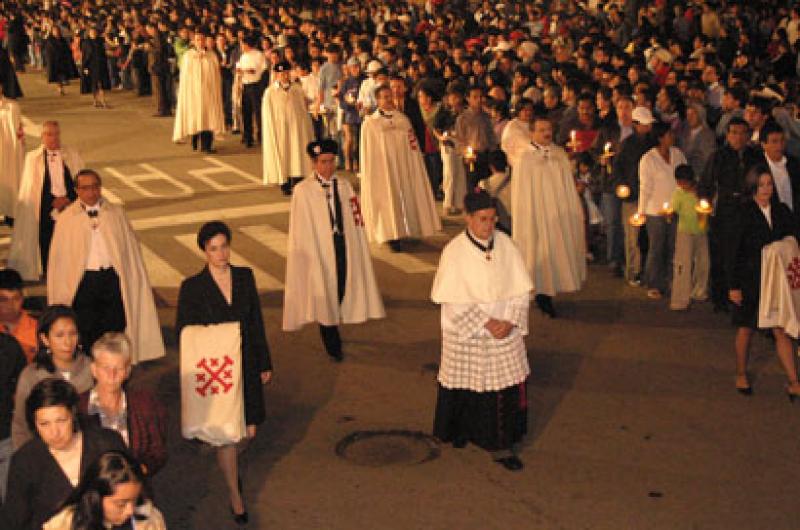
[601,192,624,266]
[644,216,676,293]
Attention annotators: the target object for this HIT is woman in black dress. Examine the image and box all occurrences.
[729,166,800,398]
[44,25,78,96]
[79,27,110,108]
[176,221,273,525]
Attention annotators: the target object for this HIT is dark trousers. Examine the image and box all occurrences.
[709,214,735,309]
[191,131,213,152]
[465,151,491,190]
[73,268,126,353]
[39,217,55,274]
[319,233,347,356]
[221,76,233,127]
[312,115,324,141]
[424,151,443,198]
[241,83,262,144]
[151,73,171,115]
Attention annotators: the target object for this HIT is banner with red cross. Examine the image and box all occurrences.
[180,322,246,446]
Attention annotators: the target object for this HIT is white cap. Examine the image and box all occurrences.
[367,60,383,73]
[632,106,655,125]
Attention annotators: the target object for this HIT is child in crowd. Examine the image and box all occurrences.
[481,150,511,233]
[670,164,709,310]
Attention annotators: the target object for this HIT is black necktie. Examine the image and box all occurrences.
[318,177,343,234]
[87,210,98,218]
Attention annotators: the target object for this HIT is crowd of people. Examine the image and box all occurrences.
[3,0,800,526]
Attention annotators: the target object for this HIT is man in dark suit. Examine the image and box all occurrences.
[390,75,425,153]
[145,22,172,117]
[757,120,800,223]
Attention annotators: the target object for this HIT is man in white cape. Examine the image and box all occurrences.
[360,84,441,251]
[0,84,24,225]
[431,190,533,471]
[47,169,165,364]
[512,116,586,318]
[283,139,385,361]
[172,32,225,153]
[262,61,313,195]
[8,120,83,280]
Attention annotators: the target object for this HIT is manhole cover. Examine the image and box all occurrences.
[335,430,440,467]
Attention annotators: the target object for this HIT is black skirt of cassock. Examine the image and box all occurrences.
[433,382,527,451]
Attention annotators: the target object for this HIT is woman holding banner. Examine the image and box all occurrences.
[176,220,273,525]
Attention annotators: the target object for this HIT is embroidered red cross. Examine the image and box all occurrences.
[408,128,418,151]
[195,356,234,397]
[787,257,800,290]
[350,196,364,227]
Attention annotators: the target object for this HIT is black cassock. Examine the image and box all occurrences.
[176,265,272,425]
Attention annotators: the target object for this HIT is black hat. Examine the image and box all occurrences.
[307,139,339,159]
[0,269,23,291]
[274,61,291,73]
[464,189,496,213]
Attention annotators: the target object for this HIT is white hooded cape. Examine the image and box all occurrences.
[0,98,24,217]
[261,82,313,185]
[47,201,166,364]
[511,143,587,296]
[500,118,532,169]
[359,110,441,243]
[759,236,800,337]
[172,49,225,141]
[283,175,385,330]
[7,145,84,280]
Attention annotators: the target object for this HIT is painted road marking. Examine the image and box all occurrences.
[139,244,185,288]
[189,157,262,191]
[238,225,287,257]
[173,233,283,291]
[130,202,290,231]
[104,164,194,199]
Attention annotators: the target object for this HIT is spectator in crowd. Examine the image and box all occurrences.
[0,268,37,362]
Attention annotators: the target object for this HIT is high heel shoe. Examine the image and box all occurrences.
[230,478,248,524]
[785,383,800,403]
[535,294,556,319]
[735,375,752,396]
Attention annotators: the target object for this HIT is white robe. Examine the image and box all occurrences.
[7,145,84,281]
[512,143,587,296]
[441,137,466,210]
[261,81,314,185]
[172,48,225,141]
[759,236,800,337]
[500,118,532,169]
[0,98,24,217]
[359,110,441,243]
[283,175,385,330]
[47,201,166,364]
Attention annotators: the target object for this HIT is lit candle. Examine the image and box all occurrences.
[616,184,630,199]
[604,142,612,154]
[466,146,474,157]
[570,130,577,146]
[465,146,476,172]
[629,212,646,226]
[695,198,713,214]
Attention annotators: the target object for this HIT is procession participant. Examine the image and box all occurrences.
[512,115,586,318]
[0,269,38,362]
[0,332,25,500]
[173,30,225,154]
[46,170,165,363]
[262,61,313,195]
[454,85,498,189]
[8,120,83,280]
[431,189,533,471]
[283,140,385,362]
[360,84,441,251]
[0,82,24,225]
[236,34,266,148]
[500,98,534,170]
[176,221,273,525]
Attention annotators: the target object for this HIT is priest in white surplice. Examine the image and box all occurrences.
[262,61,313,195]
[512,116,586,318]
[173,31,224,153]
[0,84,24,224]
[500,98,534,169]
[360,84,441,252]
[8,120,83,280]
[283,140,385,361]
[47,169,165,364]
[432,190,533,472]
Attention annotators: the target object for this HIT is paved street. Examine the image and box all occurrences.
[6,73,800,530]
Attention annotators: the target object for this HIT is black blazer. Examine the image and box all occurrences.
[757,153,800,225]
[728,200,799,303]
[176,265,272,426]
[0,424,126,530]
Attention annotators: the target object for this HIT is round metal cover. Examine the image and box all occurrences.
[335,430,440,467]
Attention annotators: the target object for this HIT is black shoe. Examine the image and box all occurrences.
[327,350,344,362]
[535,294,556,318]
[388,240,404,252]
[230,506,249,525]
[494,455,523,471]
[452,438,467,449]
[232,129,241,135]
[3,216,13,227]
[280,182,292,196]
[202,148,217,154]
[245,141,254,148]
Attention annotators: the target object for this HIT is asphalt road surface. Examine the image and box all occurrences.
[6,72,800,530]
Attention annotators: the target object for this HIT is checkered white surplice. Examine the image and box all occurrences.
[437,295,530,392]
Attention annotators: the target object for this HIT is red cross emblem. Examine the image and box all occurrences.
[788,257,800,289]
[195,356,234,397]
[350,196,364,227]
[408,128,418,151]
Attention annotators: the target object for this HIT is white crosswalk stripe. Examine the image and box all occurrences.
[173,233,284,291]
[238,225,287,257]
[140,245,185,288]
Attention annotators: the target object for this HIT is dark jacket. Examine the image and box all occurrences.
[175,265,272,426]
[699,144,762,217]
[0,334,26,441]
[0,425,126,530]
[612,132,655,202]
[80,36,111,92]
[729,200,799,303]
[79,388,168,476]
[755,153,800,225]
[44,35,78,83]
[399,95,426,149]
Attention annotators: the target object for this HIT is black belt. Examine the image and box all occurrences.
[85,267,115,274]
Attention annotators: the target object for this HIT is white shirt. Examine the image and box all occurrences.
[315,173,339,232]
[235,49,266,85]
[767,155,793,211]
[619,122,634,142]
[300,72,319,110]
[759,203,773,228]
[82,202,114,270]
[46,149,67,196]
[638,146,687,215]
